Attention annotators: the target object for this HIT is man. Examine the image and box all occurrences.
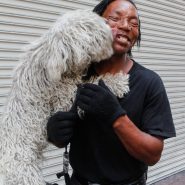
[47,0,176,184]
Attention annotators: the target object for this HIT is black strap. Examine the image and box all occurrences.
[64,173,71,185]
[56,146,71,185]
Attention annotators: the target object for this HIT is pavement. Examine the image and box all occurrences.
[151,170,185,185]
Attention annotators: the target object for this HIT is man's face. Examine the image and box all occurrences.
[102,0,139,55]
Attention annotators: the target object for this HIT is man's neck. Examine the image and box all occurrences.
[95,54,133,75]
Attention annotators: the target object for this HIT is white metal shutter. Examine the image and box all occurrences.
[0,0,99,184]
[0,0,185,184]
[133,0,185,184]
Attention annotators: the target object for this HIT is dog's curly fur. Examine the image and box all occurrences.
[0,10,129,185]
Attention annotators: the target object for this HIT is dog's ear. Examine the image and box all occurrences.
[47,50,64,82]
[46,36,69,82]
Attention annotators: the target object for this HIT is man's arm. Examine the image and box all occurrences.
[76,81,165,166]
[113,115,164,166]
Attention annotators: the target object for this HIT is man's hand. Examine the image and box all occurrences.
[47,111,78,148]
[77,80,126,126]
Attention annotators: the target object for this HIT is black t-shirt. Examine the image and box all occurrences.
[69,61,176,184]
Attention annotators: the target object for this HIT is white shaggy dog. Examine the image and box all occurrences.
[0,10,129,185]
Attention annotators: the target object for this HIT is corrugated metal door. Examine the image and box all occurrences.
[133,0,185,184]
[0,0,185,184]
[0,0,99,184]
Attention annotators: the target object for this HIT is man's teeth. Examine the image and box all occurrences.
[118,35,127,41]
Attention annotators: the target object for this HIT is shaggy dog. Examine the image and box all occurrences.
[0,10,129,185]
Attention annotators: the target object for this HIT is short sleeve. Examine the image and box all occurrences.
[141,76,176,139]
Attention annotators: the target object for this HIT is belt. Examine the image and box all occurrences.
[71,172,146,185]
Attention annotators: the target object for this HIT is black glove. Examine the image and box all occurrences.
[77,80,126,126]
[47,111,78,147]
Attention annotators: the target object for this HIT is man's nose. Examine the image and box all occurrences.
[117,19,132,31]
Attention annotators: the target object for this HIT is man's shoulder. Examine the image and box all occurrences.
[129,61,165,96]
[133,61,158,76]
[132,61,162,84]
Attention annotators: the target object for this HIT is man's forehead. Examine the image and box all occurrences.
[104,0,138,17]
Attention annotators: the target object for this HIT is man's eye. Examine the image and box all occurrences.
[130,22,139,27]
[109,16,119,22]
[130,20,139,27]
[130,23,139,27]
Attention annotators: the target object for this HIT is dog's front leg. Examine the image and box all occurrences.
[0,110,49,185]
[1,159,46,185]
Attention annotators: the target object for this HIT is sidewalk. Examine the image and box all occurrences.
[152,171,185,185]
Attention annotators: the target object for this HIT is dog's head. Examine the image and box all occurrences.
[31,10,113,81]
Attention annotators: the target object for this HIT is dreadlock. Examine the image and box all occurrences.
[93,0,141,57]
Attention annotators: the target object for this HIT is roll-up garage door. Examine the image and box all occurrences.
[0,0,99,184]
[133,0,185,184]
[0,0,185,184]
